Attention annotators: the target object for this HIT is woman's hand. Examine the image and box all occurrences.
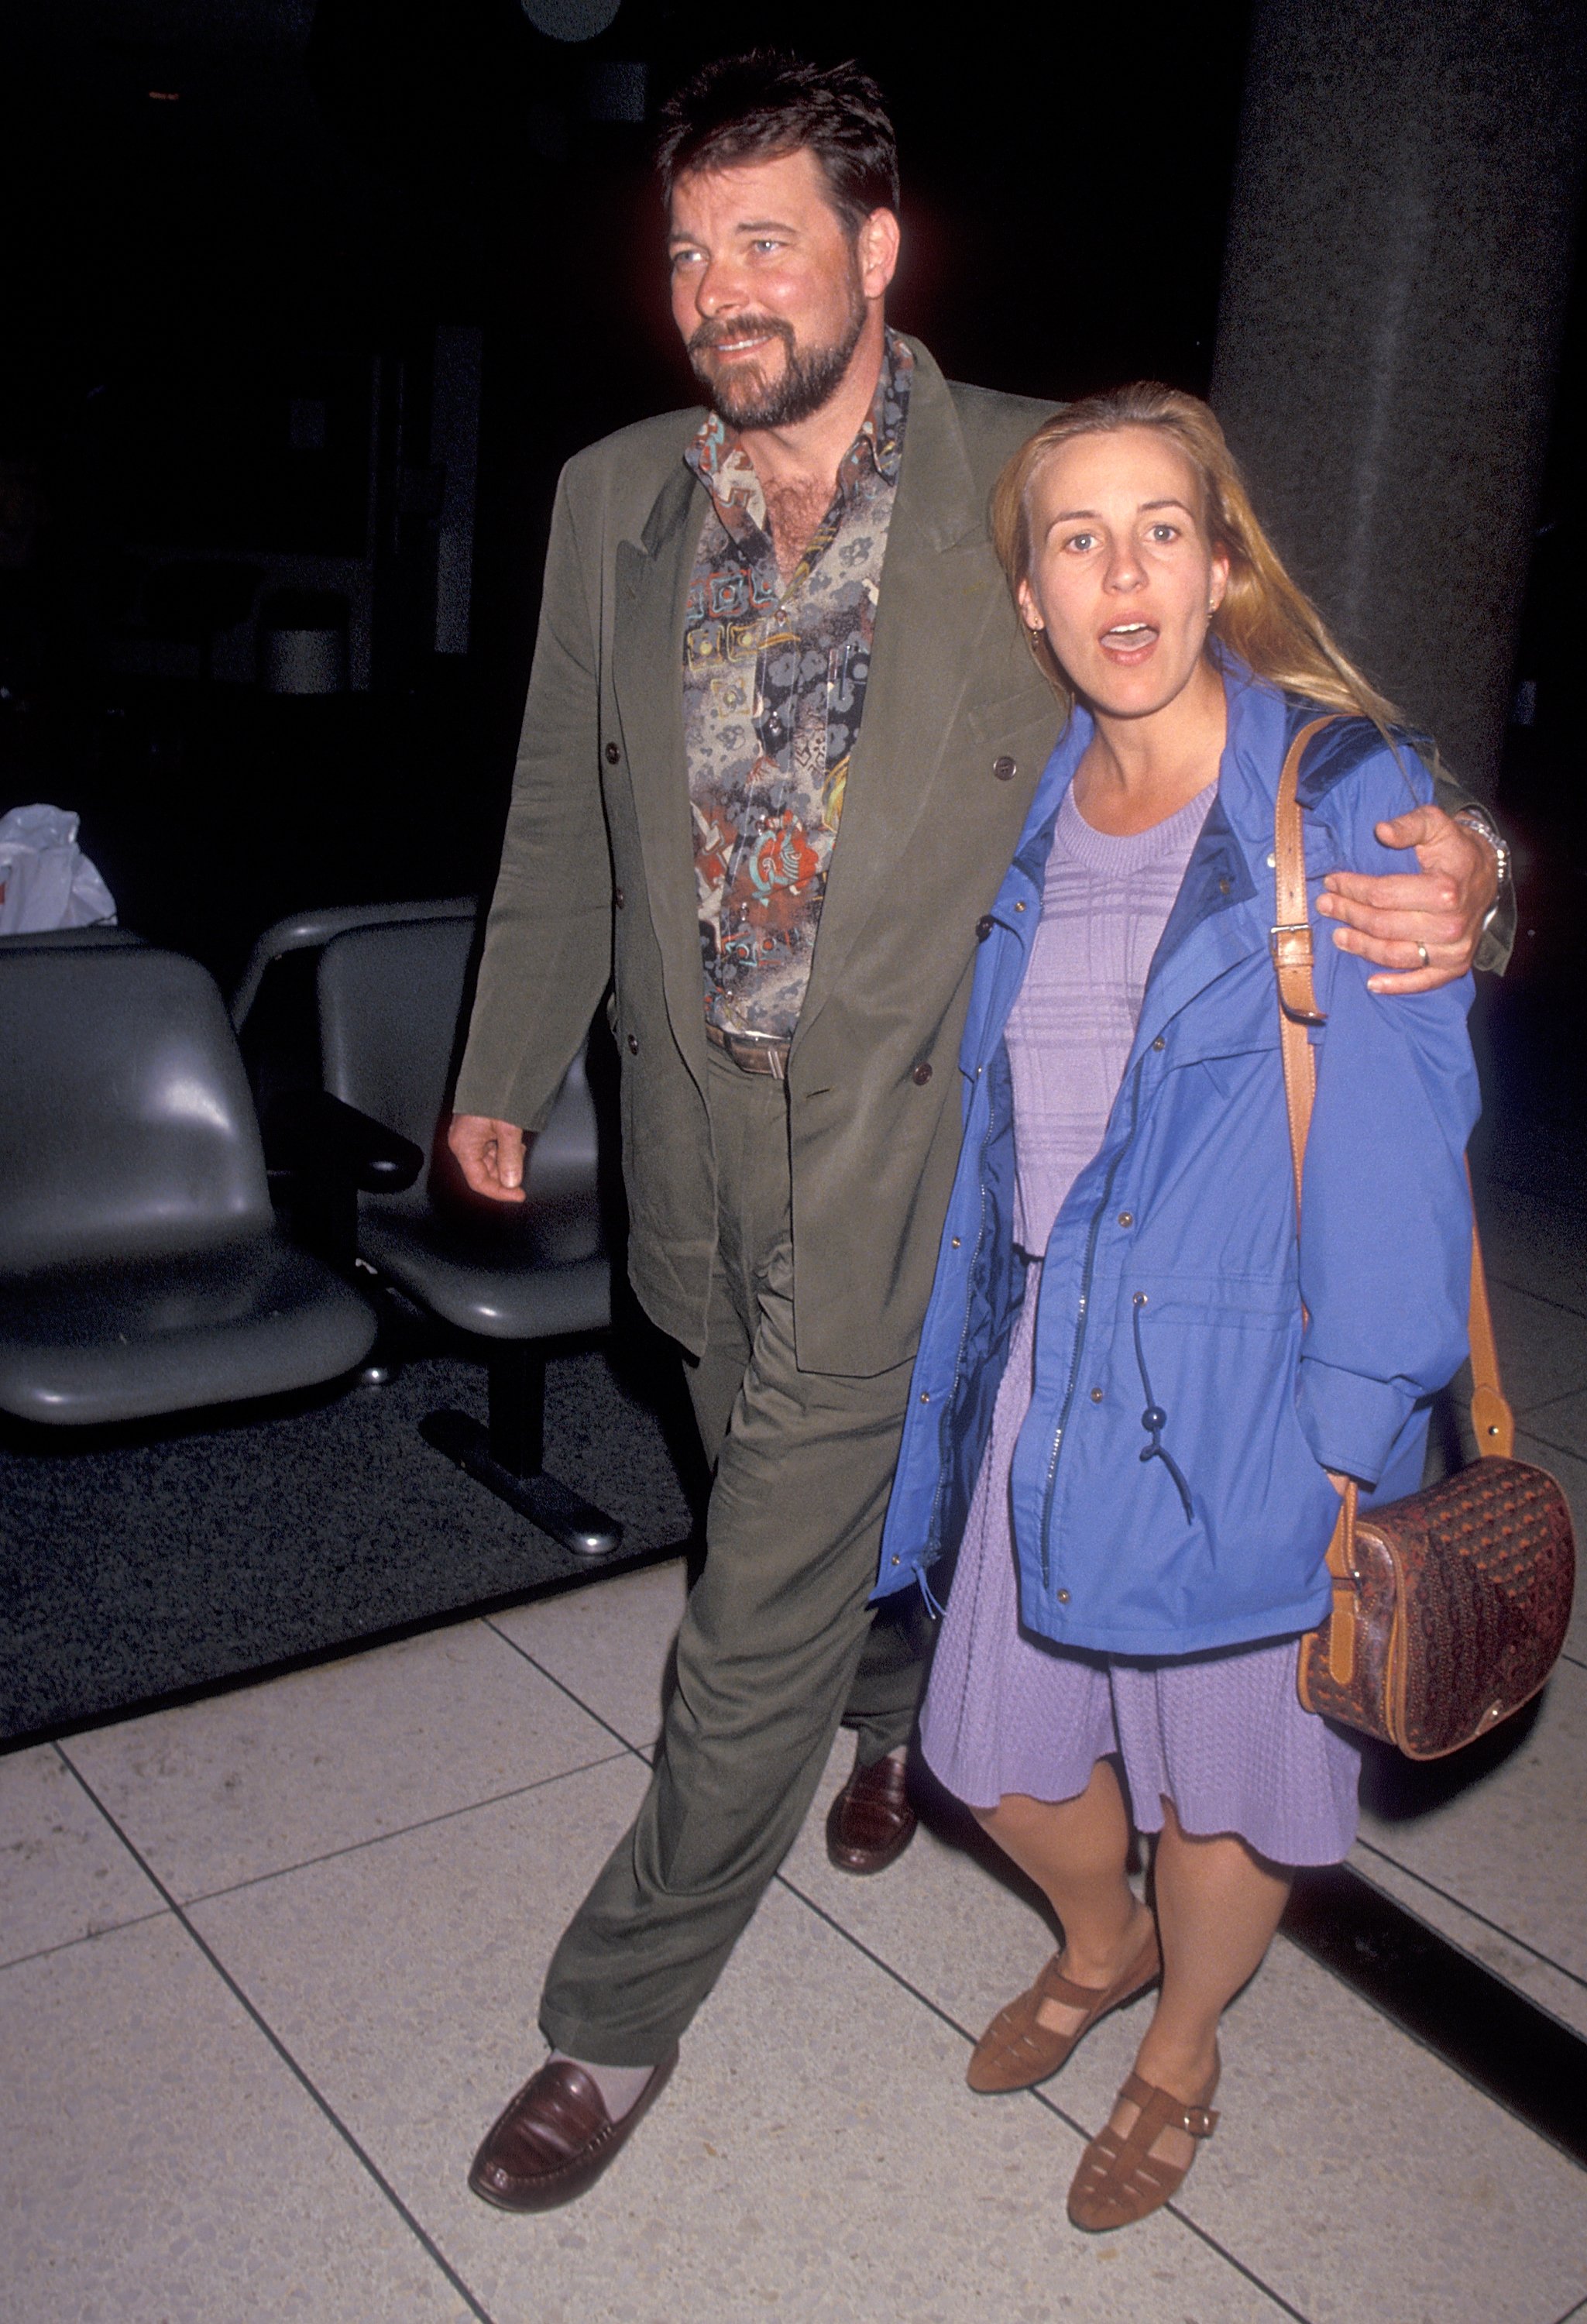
[1316,806,1497,995]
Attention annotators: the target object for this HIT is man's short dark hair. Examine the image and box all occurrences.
[655,52,899,234]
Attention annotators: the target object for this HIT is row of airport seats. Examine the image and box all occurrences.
[0,906,623,1558]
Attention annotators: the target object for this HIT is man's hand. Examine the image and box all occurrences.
[1316,804,1498,995]
[448,1113,530,1202]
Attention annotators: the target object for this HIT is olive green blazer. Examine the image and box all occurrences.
[454,336,1499,1375]
[455,338,1060,1373]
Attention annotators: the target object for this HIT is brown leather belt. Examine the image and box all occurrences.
[706,1020,791,1081]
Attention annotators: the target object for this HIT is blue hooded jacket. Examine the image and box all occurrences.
[874,661,1480,1656]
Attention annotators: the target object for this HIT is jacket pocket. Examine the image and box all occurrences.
[1124,1282,1338,1595]
[1160,1031,1281,1105]
[1128,1291,1194,1522]
[964,679,1062,748]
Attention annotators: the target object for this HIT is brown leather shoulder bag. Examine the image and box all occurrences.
[1273,717,1575,1759]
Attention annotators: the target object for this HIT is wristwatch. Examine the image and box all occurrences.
[1451,803,1511,934]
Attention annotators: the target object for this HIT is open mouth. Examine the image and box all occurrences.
[1098,621,1159,663]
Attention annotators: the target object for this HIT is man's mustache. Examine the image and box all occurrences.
[688,315,795,358]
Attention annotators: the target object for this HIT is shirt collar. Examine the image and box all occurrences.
[860,326,910,484]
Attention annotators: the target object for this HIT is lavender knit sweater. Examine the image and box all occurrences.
[918,782,1361,1865]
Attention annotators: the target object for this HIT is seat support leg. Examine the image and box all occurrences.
[488,1341,545,1476]
[421,1340,623,1559]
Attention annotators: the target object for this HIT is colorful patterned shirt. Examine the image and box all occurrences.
[682,331,912,1038]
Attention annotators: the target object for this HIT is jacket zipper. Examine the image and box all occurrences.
[927,1095,998,1561]
[1037,1054,1145,1587]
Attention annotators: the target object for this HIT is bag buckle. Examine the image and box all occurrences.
[1269,922,1313,960]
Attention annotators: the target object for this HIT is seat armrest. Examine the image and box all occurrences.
[266,1090,424,1193]
[231,897,477,1030]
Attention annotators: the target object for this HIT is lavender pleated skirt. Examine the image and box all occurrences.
[918,1270,1361,1868]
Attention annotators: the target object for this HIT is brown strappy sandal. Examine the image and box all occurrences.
[1067,2068,1220,2231]
[967,1924,1162,2095]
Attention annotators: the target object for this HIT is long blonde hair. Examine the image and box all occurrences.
[991,382,1398,734]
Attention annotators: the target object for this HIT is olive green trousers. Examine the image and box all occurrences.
[539,1047,927,2064]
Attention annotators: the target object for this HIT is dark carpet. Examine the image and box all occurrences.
[0,1327,699,1746]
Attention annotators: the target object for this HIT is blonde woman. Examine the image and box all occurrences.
[874,386,1479,2230]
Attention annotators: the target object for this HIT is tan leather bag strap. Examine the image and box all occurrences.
[1270,718,1515,1683]
[1466,1198,1514,1456]
[1272,717,1331,1226]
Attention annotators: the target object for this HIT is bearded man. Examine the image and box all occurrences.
[448,50,1507,2212]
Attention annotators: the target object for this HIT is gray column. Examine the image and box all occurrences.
[1211,0,1586,794]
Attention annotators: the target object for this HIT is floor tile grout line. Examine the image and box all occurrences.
[1515,1425,1587,1463]
[1352,1838,1587,1997]
[0,1906,171,1978]
[1513,1380,1587,1421]
[481,1618,658,1763]
[52,1748,500,2324]
[1032,2073,1318,2324]
[1515,1423,1587,1465]
[1268,1920,1587,2169]
[1550,2298,1587,2324]
[1487,1267,1587,1325]
[125,1746,639,1911]
[773,1867,1314,2324]
[770,1870,990,2054]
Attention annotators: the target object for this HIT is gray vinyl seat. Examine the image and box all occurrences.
[311,912,620,1555]
[0,947,376,1425]
[229,897,477,1033]
[0,926,146,951]
[317,916,610,1342]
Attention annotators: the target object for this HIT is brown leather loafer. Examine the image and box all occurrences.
[825,1749,917,1875]
[468,2051,678,2213]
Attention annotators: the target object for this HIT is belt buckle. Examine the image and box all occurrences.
[722,1026,787,1082]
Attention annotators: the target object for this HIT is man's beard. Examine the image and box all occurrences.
[688,284,868,431]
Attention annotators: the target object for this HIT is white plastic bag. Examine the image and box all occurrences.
[0,803,117,933]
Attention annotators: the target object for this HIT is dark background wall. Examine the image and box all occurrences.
[0,0,1581,987]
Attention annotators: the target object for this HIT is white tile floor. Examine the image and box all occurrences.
[5,1168,1585,2322]
[5,1545,1585,2324]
